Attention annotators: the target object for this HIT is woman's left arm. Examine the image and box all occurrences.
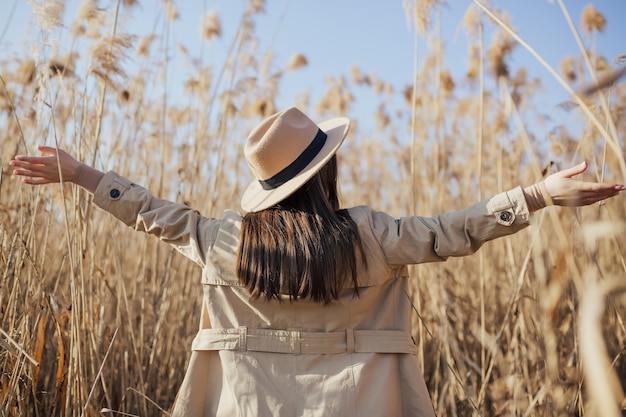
[373,162,624,265]
[523,161,624,211]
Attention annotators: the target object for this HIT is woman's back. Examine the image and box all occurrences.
[179,206,432,417]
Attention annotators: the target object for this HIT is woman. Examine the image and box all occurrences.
[10,107,624,416]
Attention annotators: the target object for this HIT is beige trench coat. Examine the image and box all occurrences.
[93,171,530,417]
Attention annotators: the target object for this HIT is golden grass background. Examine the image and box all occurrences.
[1,0,625,416]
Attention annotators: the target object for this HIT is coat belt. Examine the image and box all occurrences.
[191,327,417,355]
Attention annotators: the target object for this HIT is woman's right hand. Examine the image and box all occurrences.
[10,145,104,193]
[10,145,81,185]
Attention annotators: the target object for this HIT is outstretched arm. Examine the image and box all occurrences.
[523,161,624,212]
[10,146,219,267]
[372,161,624,265]
[10,145,104,193]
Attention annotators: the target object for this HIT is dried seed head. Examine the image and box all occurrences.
[403,85,422,107]
[0,87,15,113]
[184,68,212,96]
[75,0,106,38]
[286,54,308,71]
[244,99,275,118]
[201,10,222,41]
[118,89,130,102]
[350,65,371,86]
[493,108,509,134]
[466,44,480,80]
[225,102,238,118]
[167,107,192,127]
[17,60,37,84]
[70,21,85,38]
[375,104,390,129]
[595,55,609,72]
[511,67,527,88]
[247,0,265,14]
[77,0,100,21]
[560,56,577,83]
[62,51,79,73]
[88,35,134,93]
[128,74,146,101]
[164,1,179,21]
[440,70,455,94]
[373,79,392,95]
[314,76,353,115]
[28,0,65,31]
[403,0,444,34]
[48,61,67,77]
[488,29,516,79]
[581,4,606,34]
[461,4,482,37]
[137,34,156,57]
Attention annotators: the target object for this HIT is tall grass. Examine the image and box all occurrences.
[1,1,625,416]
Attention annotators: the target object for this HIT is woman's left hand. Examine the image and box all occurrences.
[543,161,625,206]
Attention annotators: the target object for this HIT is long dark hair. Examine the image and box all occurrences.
[236,156,366,303]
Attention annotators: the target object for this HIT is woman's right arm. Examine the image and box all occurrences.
[10,145,104,193]
[10,146,219,267]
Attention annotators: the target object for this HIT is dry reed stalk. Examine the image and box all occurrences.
[81,327,118,417]
[461,12,490,396]
[31,297,48,388]
[0,326,39,366]
[0,75,27,152]
[403,0,427,380]
[89,0,124,167]
[579,276,626,417]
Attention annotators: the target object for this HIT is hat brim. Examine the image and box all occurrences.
[241,116,350,213]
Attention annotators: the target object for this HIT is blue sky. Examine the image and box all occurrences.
[2,0,625,126]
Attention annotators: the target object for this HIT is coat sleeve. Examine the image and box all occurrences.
[92,171,221,267]
[366,186,531,265]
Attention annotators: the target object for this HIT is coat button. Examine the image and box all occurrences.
[109,189,121,199]
[499,210,513,223]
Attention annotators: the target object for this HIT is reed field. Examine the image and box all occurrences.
[1,0,625,416]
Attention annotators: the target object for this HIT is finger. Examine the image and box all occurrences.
[11,160,50,175]
[10,159,44,170]
[13,168,47,178]
[557,161,588,179]
[37,145,59,156]
[12,155,51,165]
[21,177,52,185]
[580,188,623,205]
[580,182,626,194]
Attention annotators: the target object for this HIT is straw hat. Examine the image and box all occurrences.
[241,107,350,212]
